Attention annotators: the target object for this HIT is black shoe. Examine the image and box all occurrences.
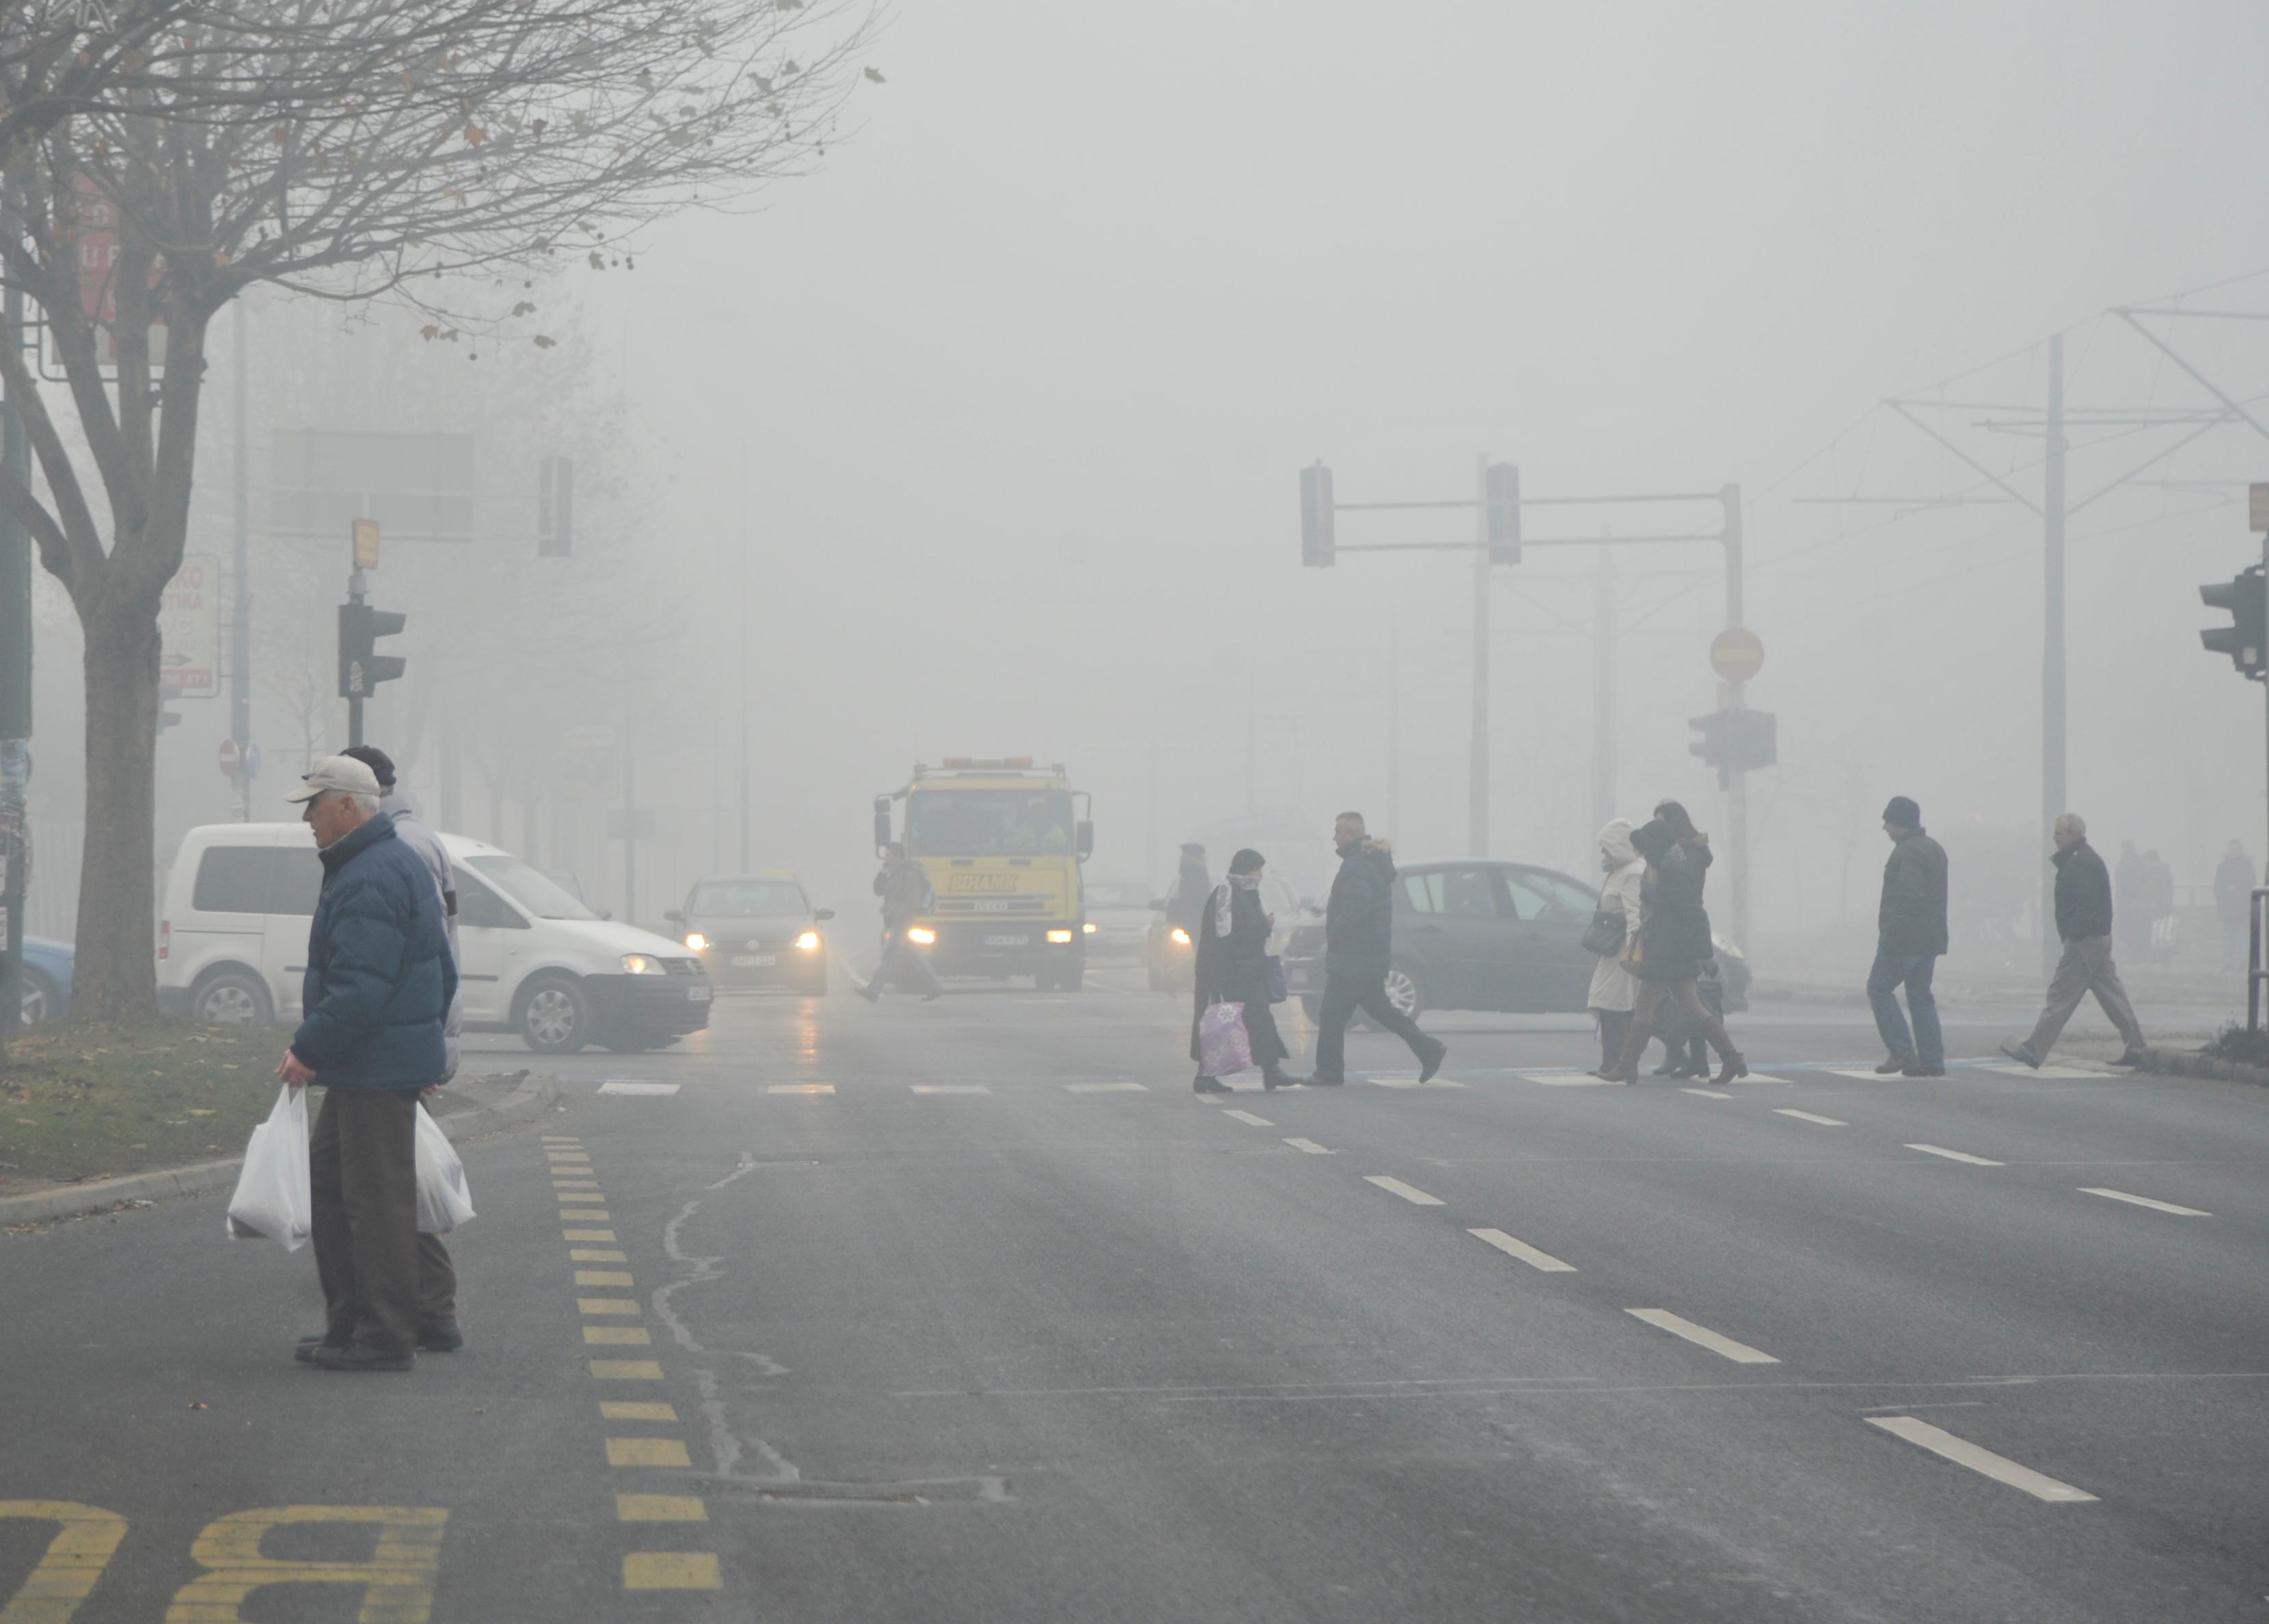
[1998,1042,2041,1070]
[1417,1042,1448,1084]
[1678,1058,1710,1079]
[921,991,943,1003]
[2108,1051,2148,1068]
[855,982,880,1003]
[1650,1059,1681,1077]
[418,1323,464,1353]
[1902,1061,1946,1078]
[1193,1075,1232,1095]
[312,1342,415,1373]
[1875,1054,1916,1075]
[295,1334,347,1364]
[1306,1074,1345,1087]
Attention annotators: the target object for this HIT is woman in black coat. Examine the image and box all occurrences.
[1593,813,1747,1084]
[1190,848,1301,1094]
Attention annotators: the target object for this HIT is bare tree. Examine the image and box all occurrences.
[0,0,873,1017]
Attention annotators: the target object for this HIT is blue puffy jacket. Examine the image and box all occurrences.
[291,813,457,1091]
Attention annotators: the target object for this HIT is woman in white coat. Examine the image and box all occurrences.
[1587,819,1645,1071]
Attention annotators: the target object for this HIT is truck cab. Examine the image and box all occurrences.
[873,758,1093,990]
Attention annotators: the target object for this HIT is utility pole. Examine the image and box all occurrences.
[1387,616,1402,841]
[622,690,638,926]
[230,304,252,820]
[1591,545,1616,835]
[1720,485,1751,953]
[1,269,30,1027]
[736,537,750,871]
[2042,335,2067,976]
[1469,457,1491,856]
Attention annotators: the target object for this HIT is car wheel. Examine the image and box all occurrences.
[193,968,273,1027]
[519,975,590,1055]
[1363,966,1424,1027]
[18,966,59,1026]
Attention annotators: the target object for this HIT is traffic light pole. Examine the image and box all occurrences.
[0,270,29,1029]
[1469,457,1491,856]
[1722,485,1751,955]
[345,564,367,748]
[230,304,252,819]
[2042,335,2067,977]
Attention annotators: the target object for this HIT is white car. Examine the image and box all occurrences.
[1082,880,1154,958]
[158,822,712,1055]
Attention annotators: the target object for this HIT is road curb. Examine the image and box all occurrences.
[2138,1046,2269,1088]
[0,1072,558,1228]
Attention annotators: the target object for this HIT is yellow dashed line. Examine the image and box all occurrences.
[569,1249,627,1263]
[600,1402,677,1422]
[576,1271,634,1287]
[588,1360,664,1380]
[584,1325,652,1346]
[622,1552,720,1590]
[562,1229,618,1242]
[615,1494,705,1523]
[560,1210,612,1221]
[605,1437,692,1468]
[578,1298,640,1316]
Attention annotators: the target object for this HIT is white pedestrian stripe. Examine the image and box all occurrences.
[1679,1087,1730,1100]
[1222,1109,1275,1127]
[1063,1082,1147,1093]
[1363,1175,1446,1207]
[1368,1074,1468,1090]
[1467,1228,1575,1272]
[766,1083,835,1094]
[1626,1308,1778,1365]
[1907,1143,2004,1167]
[1864,1416,2097,1502]
[598,1081,680,1096]
[1728,1074,1793,1086]
[1283,1137,1335,1155]
[1827,1068,1898,1081]
[910,1085,992,1095]
[1774,1108,1847,1126]
[1521,1073,1619,1087]
[2080,1187,2210,1217]
[1974,1064,2107,1080]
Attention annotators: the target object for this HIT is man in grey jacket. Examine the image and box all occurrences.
[2002,813,2147,1069]
[1867,796,1949,1077]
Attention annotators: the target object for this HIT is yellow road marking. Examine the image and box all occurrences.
[604,1438,692,1468]
[615,1494,705,1522]
[621,1553,720,1590]
[601,1402,677,1422]
[560,1210,611,1221]
[584,1325,652,1346]
[578,1298,640,1316]
[569,1249,627,1262]
[0,1501,129,1620]
[577,1271,634,1287]
[562,1230,618,1242]
[162,1506,446,1624]
[588,1360,664,1380]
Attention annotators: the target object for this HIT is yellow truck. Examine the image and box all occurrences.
[872,758,1093,990]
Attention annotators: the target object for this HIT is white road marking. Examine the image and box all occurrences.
[1729,1074,1793,1085]
[1523,1074,1620,1087]
[1774,1108,1847,1126]
[910,1085,992,1095]
[1679,1087,1731,1100]
[1975,1064,2107,1080]
[2080,1187,2210,1217]
[1827,1068,1901,1081]
[765,1083,834,1094]
[1864,1415,2097,1502]
[1364,1176,1445,1206]
[1222,1109,1275,1127]
[1368,1074,1468,1090]
[1063,1081,1147,1093]
[1283,1137,1334,1154]
[599,1081,681,1096]
[1907,1143,2005,1167]
[1626,1308,1779,1364]
[1467,1228,1575,1272]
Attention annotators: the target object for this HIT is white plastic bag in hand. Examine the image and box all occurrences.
[414,1104,476,1234]
[226,1085,312,1249]
[1197,999,1253,1076]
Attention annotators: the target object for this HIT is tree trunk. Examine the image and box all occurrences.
[72,593,162,1020]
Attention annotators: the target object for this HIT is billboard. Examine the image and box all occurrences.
[160,554,221,699]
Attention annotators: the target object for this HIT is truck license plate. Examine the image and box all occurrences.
[732,953,775,968]
[984,933,1027,947]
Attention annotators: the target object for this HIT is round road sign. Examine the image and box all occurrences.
[1710,628,1764,683]
[217,738,240,777]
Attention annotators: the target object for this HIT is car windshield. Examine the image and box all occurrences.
[1087,882,1152,909]
[689,880,809,917]
[906,789,1073,856]
[465,854,599,920]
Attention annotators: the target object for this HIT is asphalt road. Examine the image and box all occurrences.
[5,964,2266,1623]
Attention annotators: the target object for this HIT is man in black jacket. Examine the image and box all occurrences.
[1867,796,1950,1077]
[1309,812,1446,1086]
[856,843,943,1001]
[2002,813,2147,1068]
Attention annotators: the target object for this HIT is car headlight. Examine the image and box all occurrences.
[1169,927,1191,946]
[1082,921,1097,934]
[796,931,821,951]
[1046,929,1074,944]
[906,927,936,946]
[683,932,709,952]
[621,953,664,975]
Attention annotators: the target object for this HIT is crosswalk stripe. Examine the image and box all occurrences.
[1627,1308,1777,1364]
[1865,1416,2096,1502]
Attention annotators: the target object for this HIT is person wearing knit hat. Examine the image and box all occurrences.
[1189,848,1303,1092]
[1869,796,1949,1078]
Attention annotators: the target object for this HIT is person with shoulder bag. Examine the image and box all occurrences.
[1592,805,1747,1084]
[1191,849,1303,1093]
[1584,819,1644,1073]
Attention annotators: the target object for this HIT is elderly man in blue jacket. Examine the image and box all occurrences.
[277,755,457,1372]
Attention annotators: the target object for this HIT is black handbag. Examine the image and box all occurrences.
[1580,908,1627,958]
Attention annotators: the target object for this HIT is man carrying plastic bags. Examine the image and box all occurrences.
[275,756,458,1373]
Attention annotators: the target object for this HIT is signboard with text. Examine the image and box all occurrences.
[160,554,221,699]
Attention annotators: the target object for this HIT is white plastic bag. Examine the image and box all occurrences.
[414,1105,476,1234]
[1197,999,1253,1076]
[227,1086,312,1249]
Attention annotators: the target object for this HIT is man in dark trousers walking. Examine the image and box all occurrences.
[857,841,943,1001]
[2002,812,2147,1070]
[1307,811,1446,1087]
[276,756,457,1372]
[1867,796,1949,1077]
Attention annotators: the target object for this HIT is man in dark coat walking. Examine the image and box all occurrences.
[1308,812,1445,1087]
[277,756,457,1372]
[1867,796,1950,1078]
[857,842,943,1001]
[2002,813,2147,1069]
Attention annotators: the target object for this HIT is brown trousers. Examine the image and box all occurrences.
[310,1090,457,1354]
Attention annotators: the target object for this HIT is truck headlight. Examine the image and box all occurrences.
[796,931,821,951]
[621,953,665,975]
[1046,929,1074,944]
[1081,921,1097,934]
[906,927,936,946]
[1169,928,1190,946]
[683,932,709,951]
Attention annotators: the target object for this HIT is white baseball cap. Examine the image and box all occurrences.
[286,754,383,804]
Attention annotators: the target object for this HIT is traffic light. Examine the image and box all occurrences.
[1300,462,1335,567]
[338,601,408,699]
[2200,564,2266,680]
[1486,462,1521,565]
[1689,706,1776,787]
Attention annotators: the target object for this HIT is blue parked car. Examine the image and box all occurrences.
[18,936,72,1025]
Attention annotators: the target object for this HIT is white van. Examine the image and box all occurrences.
[158,822,712,1055]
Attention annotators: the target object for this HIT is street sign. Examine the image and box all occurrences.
[2251,482,2269,533]
[244,742,262,780]
[217,738,240,777]
[353,517,381,570]
[159,554,221,698]
[1710,628,1765,684]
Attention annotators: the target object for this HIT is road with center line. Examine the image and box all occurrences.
[5,969,2267,1622]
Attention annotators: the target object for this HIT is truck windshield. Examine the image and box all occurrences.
[908,789,1074,857]
[465,855,599,921]
[690,880,809,917]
